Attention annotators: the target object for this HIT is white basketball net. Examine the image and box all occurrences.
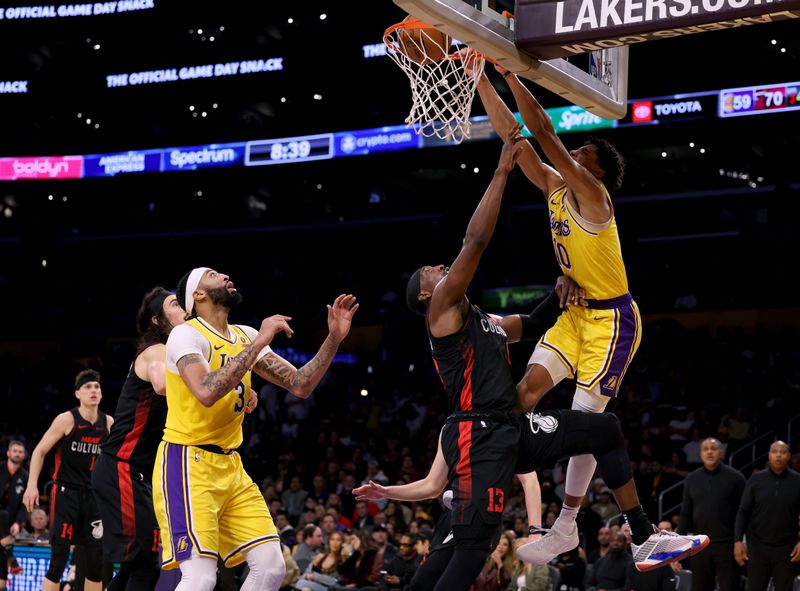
[384,24,485,144]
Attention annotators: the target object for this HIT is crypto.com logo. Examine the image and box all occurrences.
[0,156,83,180]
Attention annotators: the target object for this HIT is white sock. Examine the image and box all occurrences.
[559,503,580,523]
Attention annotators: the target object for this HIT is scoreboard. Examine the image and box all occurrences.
[720,82,800,118]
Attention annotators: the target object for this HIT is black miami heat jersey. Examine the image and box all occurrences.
[101,365,167,479]
[53,408,108,487]
[429,304,516,415]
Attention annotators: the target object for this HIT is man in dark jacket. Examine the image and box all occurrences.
[678,437,745,591]
[735,441,800,591]
[0,441,28,588]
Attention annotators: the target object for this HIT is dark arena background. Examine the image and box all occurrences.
[1,1,799,590]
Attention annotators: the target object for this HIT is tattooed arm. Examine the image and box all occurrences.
[175,315,293,408]
[253,294,359,399]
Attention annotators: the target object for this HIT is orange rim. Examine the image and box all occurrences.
[383,19,491,64]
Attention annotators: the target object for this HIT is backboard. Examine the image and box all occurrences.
[393,0,630,119]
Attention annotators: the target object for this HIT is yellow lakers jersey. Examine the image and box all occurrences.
[547,183,628,300]
[163,318,253,450]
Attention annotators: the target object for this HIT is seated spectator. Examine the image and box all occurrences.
[353,500,374,531]
[382,533,421,589]
[281,542,301,591]
[590,488,620,522]
[336,531,380,588]
[276,510,298,548]
[414,530,432,558]
[18,507,49,543]
[321,513,340,544]
[369,523,399,580]
[295,525,324,573]
[585,531,632,591]
[384,501,408,535]
[587,527,611,564]
[310,475,331,506]
[283,476,310,526]
[295,531,348,591]
[508,538,552,591]
[470,532,516,591]
[554,547,586,591]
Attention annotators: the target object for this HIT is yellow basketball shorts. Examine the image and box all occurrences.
[153,441,278,569]
[535,293,642,397]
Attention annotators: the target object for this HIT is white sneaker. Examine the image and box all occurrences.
[516,516,578,564]
[631,530,710,572]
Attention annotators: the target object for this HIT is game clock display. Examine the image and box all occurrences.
[719,82,800,118]
[246,134,334,166]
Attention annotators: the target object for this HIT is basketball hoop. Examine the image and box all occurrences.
[384,18,485,144]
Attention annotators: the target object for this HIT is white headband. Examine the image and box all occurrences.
[185,267,209,316]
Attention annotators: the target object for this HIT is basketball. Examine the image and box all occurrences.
[397,16,450,65]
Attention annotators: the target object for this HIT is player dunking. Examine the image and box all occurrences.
[153,267,358,591]
[472,62,640,561]
[24,369,113,591]
[91,287,186,591]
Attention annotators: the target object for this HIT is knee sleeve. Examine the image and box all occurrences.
[572,385,609,413]
[82,545,103,581]
[242,542,285,591]
[529,346,570,386]
[176,554,217,591]
[46,543,71,583]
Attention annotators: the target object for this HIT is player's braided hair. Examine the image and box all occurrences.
[586,136,625,191]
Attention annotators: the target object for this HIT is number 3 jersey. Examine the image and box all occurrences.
[163,319,271,450]
[547,182,629,300]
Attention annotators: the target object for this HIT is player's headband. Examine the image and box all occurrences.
[185,267,210,316]
[146,290,172,319]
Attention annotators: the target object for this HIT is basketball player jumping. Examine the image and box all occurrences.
[153,267,358,591]
[23,369,113,591]
[399,127,705,589]
[472,61,641,562]
[91,287,186,591]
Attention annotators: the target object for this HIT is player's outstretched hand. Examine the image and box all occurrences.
[256,314,293,347]
[327,294,359,344]
[498,123,525,173]
[458,48,483,78]
[353,480,388,501]
[555,276,588,309]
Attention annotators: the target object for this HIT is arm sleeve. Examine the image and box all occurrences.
[520,291,560,341]
[166,324,209,372]
[677,475,693,534]
[239,325,273,362]
[735,478,754,542]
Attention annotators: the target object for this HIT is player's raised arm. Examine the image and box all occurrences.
[427,125,525,332]
[353,430,448,502]
[468,59,561,194]
[254,294,358,399]
[503,71,609,214]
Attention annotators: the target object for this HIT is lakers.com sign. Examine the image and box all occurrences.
[515,0,800,59]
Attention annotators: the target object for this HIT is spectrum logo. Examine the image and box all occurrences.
[631,101,653,123]
[0,156,83,180]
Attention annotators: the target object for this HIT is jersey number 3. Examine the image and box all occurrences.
[233,382,246,414]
